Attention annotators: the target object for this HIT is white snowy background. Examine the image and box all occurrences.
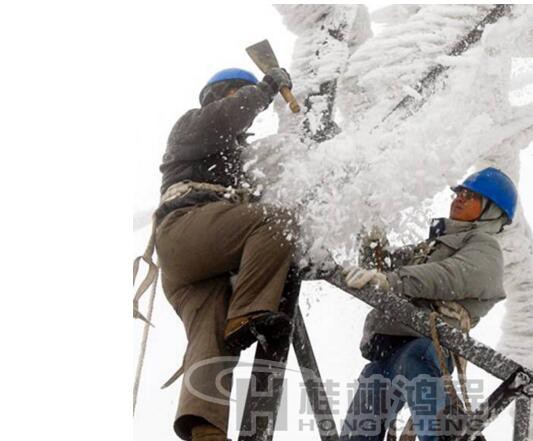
[133,3,533,441]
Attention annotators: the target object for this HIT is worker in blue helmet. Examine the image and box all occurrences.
[340,168,517,441]
[151,65,295,441]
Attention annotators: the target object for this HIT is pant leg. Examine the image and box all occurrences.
[154,201,296,439]
[227,204,296,318]
[155,201,296,318]
[341,360,401,441]
[386,337,454,441]
[168,276,236,441]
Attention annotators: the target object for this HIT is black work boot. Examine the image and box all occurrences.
[224,312,292,353]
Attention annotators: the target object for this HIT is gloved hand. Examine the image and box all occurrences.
[344,267,390,291]
[263,67,292,94]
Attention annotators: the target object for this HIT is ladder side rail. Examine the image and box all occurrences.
[513,394,532,441]
[238,270,302,441]
[292,306,340,441]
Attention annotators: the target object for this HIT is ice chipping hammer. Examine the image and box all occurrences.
[246,39,300,113]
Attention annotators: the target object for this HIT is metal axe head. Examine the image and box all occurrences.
[246,39,279,74]
[246,39,301,113]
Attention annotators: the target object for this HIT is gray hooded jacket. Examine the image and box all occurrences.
[360,205,507,357]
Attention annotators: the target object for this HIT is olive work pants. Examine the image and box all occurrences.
[155,200,297,440]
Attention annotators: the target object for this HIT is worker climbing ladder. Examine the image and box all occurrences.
[237,269,533,441]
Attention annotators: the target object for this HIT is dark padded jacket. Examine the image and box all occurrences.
[159,82,274,202]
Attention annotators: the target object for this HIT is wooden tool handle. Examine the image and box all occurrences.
[280,86,300,113]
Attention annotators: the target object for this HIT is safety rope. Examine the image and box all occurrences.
[432,301,473,412]
[429,312,464,408]
[133,218,158,327]
[132,213,161,414]
[133,264,159,415]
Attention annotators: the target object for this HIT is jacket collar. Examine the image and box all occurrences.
[429,216,503,242]
[429,218,471,238]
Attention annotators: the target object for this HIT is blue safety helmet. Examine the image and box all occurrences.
[199,68,258,106]
[452,167,518,223]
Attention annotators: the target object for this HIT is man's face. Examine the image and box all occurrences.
[450,188,483,221]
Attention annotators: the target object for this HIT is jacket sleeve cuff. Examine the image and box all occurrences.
[256,80,276,102]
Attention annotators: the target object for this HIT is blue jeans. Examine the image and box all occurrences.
[340,337,454,441]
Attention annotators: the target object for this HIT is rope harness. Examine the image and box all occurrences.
[431,302,473,413]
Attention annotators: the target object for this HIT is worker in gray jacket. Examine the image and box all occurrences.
[154,67,296,441]
[341,167,518,441]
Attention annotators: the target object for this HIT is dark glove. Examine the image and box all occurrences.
[262,67,292,94]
